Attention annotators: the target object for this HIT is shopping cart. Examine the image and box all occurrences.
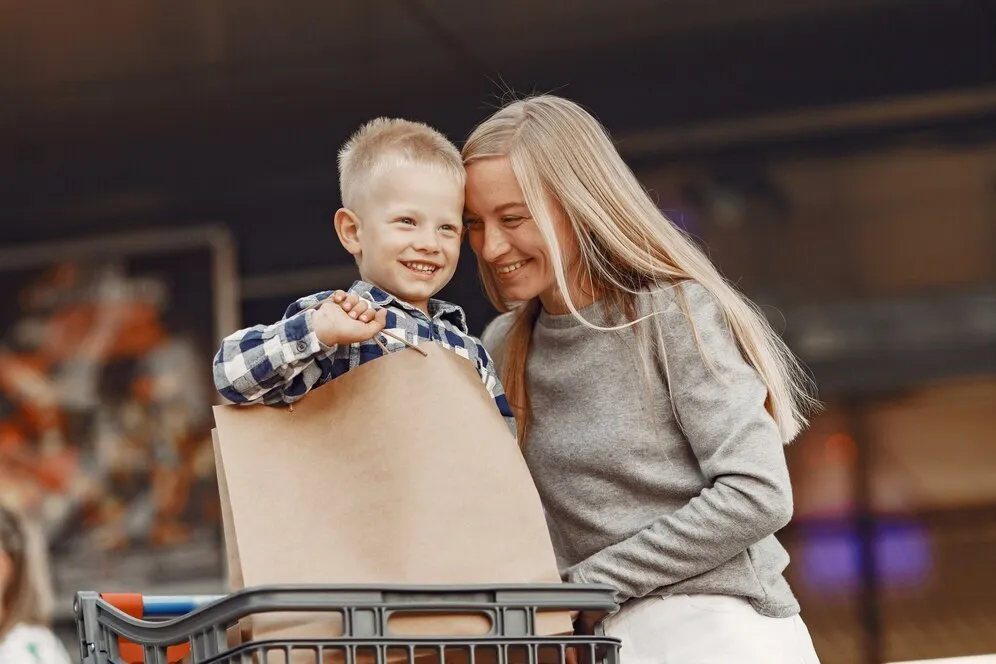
[74,584,621,664]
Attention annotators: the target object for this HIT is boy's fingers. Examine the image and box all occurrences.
[366,308,388,328]
[359,304,384,324]
[348,299,369,319]
[332,290,347,303]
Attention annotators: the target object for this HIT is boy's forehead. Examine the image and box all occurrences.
[371,158,462,183]
[360,162,464,203]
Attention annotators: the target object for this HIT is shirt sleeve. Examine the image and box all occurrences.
[565,283,794,600]
[212,291,346,405]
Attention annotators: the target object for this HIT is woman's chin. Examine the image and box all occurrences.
[497,284,539,303]
[491,269,551,304]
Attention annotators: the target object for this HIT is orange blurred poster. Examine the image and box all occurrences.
[0,227,238,599]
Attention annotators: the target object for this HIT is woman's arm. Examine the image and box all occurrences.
[565,283,793,599]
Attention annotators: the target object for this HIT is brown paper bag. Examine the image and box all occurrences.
[212,342,572,661]
[211,429,255,648]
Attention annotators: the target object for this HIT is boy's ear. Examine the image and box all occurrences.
[334,208,362,257]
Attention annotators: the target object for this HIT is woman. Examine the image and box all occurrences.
[462,96,821,663]
[0,505,72,664]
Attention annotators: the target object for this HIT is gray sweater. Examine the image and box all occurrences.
[482,282,800,618]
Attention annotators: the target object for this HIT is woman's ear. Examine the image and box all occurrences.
[334,208,363,257]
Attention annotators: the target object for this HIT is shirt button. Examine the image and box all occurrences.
[296,340,309,353]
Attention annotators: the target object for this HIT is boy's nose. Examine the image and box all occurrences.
[413,229,441,252]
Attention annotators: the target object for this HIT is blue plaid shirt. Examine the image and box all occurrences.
[213,281,515,435]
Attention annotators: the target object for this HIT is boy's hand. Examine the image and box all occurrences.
[311,291,388,347]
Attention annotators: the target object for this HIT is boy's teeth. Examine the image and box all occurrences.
[497,260,528,274]
[405,262,437,272]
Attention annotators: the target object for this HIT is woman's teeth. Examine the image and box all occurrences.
[403,262,438,273]
[497,260,528,274]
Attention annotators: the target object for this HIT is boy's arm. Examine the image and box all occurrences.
[213,291,345,405]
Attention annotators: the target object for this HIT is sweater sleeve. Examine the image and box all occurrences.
[565,283,794,600]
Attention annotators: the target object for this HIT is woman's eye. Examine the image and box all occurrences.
[463,218,481,228]
[501,216,524,223]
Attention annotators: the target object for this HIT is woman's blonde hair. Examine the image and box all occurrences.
[0,504,56,639]
[462,95,817,445]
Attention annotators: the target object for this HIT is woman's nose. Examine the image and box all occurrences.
[480,223,510,263]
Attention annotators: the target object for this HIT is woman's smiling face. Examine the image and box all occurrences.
[464,157,580,312]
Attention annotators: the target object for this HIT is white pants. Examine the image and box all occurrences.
[602,595,821,664]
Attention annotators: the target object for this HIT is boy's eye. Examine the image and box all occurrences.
[441,224,461,233]
[398,217,416,225]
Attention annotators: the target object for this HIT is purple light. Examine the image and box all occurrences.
[664,208,696,234]
[875,520,932,584]
[800,523,861,591]
[798,518,932,592]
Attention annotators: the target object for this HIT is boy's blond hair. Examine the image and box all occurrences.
[337,118,464,208]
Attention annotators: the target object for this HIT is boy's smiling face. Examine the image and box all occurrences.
[337,163,464,314]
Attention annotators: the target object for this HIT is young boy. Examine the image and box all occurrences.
[212,118,514,434]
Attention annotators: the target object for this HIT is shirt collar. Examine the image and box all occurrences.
[348,280,469,333]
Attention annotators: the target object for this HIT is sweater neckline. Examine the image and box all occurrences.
[536,299,608,330]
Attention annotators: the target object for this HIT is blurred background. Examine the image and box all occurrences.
[1,1,994,663]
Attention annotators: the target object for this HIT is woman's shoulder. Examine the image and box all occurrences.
[639,279,718,317]
[637,280,734,355]
[482,311,516,348]
[480,311,517,366]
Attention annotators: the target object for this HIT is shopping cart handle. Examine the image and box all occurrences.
[142,595,221,617]
[101,593,222,618]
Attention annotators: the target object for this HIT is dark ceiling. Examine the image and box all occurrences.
[3,0,992,144]
[1,0,993,246]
